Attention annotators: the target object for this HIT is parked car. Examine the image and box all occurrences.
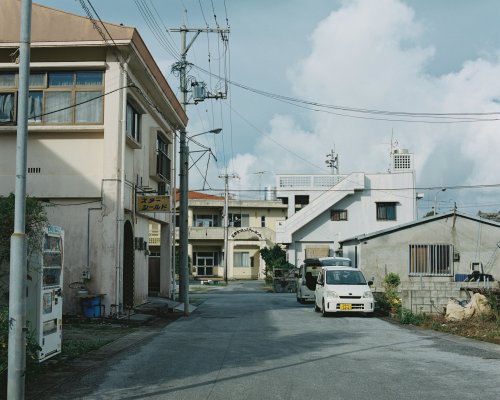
[314,265,374,317]
[296,257,351,303]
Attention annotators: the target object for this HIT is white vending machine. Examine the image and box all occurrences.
[26,225,64,362]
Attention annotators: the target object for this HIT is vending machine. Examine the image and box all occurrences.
[26,225,64,362]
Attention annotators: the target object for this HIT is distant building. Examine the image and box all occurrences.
[275,149,417,266]
[148,191,288,281]
[0,1,187,314]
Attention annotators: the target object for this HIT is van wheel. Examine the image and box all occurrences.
[321,300,328,317]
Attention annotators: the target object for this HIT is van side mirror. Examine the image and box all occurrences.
[368,280,373,286]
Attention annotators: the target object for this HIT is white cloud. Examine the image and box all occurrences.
[225,0,500,212]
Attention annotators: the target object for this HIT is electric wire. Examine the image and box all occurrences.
[134,0,180,60]
[192,65,500,123]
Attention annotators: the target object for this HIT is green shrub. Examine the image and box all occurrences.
[398,308,425,325]
[1,305,41,377]
[383,272,401,288]
[380,273,402,314]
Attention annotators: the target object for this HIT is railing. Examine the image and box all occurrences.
[277,174,347,189]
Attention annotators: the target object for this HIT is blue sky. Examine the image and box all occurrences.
[36,0,500,215]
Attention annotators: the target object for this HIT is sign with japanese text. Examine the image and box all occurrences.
[137,195,170,212]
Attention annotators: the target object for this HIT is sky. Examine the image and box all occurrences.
[36,0,500,216]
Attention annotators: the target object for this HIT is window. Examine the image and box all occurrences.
[45,91,72,123]
[194,251,219,276]
[0,70,104,125]
[234,252,250,267]
[261,216,266,228]
[75,91,103,123]
[28,91,43,123]
[126,102,141,142]
[229,213,249,227]
[0,93,15,123]
[156,135,170,181]
[409,244,453,276]
[193,214,219,227]
[376,202,396,220]
[0,73,16,87]
[331,209,348,221]
[157,182,166,196]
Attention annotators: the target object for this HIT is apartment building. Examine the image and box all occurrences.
[0,1,187,314]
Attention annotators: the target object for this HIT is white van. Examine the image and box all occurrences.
[314,266,374,316]
[296,257,352,303]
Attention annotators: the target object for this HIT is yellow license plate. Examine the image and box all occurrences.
[340,304,352,311]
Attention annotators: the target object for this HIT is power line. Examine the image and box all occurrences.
[192,65,500,124]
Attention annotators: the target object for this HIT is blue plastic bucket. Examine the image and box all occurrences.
[81,296,102,318]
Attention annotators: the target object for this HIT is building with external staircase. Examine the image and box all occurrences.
[275,149,417,267]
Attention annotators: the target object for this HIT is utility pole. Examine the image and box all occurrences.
[219,173,238,283]
[8,1,32,398]
[172,25,229,315]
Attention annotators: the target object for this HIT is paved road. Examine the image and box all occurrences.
[49,281,500,400]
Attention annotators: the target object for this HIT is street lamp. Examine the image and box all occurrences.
[188,127,222,140]
[179,128,221,315]
[433,188,447,215]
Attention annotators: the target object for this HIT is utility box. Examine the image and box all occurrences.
[26,225,64,362]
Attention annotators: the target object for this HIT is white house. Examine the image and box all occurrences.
[0,1,187,314]
[275,149,417,266]
[340,211,500,313]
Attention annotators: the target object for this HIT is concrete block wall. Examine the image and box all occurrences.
[400,281,499,314]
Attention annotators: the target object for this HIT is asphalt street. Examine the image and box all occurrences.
[43,281,500,400]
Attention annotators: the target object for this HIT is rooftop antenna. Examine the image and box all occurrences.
[388,130,398,172]
[325,147,339,175]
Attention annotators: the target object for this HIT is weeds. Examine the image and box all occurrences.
[398,309,425,325]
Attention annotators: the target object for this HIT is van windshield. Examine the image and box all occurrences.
[325,270,366,285]
[320,259,351,267]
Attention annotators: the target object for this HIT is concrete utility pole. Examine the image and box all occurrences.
[172,25,229,315]
[8,1,32,398]
[219,173,238,283]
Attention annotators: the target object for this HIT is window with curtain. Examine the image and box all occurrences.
[0,70,104,125]
[28,91,43,123]
[45,91,72,123]
[0,73,16,87]
[0,93,15,123]
[376,202,397,221]
[331,209,348,221]
[234,252,250,267]
[75,91,103,123]
[409,244,452,276]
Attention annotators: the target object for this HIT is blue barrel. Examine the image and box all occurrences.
[81,296,102,318]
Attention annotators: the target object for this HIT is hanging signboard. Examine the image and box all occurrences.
[137,195,170,212]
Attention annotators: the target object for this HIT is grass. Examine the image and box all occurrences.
[422,314,500,345]
[1,315,138,397]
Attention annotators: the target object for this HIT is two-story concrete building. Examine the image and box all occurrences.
[275,149,417,266]
[0,1,187,314]
[149,191,288,281]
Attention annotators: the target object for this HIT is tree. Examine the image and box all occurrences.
[259,244,294,280]
[0,194,47,303]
